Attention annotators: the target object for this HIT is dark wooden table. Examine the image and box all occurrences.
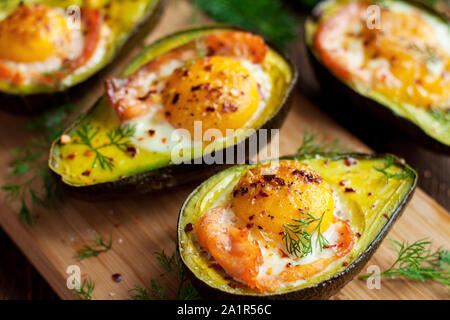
[0,11,448,301]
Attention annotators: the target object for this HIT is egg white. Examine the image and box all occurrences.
[127,57,272,155]
[199,176,353,288]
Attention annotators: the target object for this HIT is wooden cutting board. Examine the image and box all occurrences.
[0,0,448,300]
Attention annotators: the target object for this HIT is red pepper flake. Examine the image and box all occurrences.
[344,157,358,166]
[383,214,390,220]
[222,102,238,113]
[165,111,171,117]
[292,170,301,175]
[184,223,193,232]
[339,180,348,186]
[368,192,373,196]
[82,170,91,176]
[205,107,215,112]
[112,273,122,282]
[356,232,361,238]
[204,65,213,71]
[126,146,138,157]
[342,262,349,267]
[286,263,292,268]
[345,187,357,193]
[67,153,75,160]
[259,191,269,197]
[148,129,155,136]
[246,223,254,229]
[263,174,275,181]
[323,244,337,249]
[279,250,289,258]
[191,84,202,91]
[249,215,255,220]
[257,225,263,230]
[172,93,180,104]
[210,263,224,272]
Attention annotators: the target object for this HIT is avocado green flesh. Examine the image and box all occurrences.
[0,0,161,95]
[178,154,416,297]
[305,0,450,147]
[49,27,296,187]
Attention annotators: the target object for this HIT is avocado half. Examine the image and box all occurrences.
[305,0,450,153]
[177,153,417,299]
[0,0,165,113]
[48,26,297,198]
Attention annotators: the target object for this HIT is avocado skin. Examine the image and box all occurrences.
[54,85,294,200]
[306,49,450,154]
[177,153,417,300]
[0,0,166,115]
[303,3,450,154]
[50,26,297,199]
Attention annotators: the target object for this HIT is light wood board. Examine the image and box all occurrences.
[0,0,448,300]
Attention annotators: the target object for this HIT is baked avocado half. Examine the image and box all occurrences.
[0,0,164,113]
[305,0,450,153]
[48,26,297,197]
[177,153,417,299]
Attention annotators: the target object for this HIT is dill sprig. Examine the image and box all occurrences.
[297,129,347,155]
[1,105,77,225]
[282,211,329,257]
[191,0,298,50]
[130,248,199,300]
[360,239,449,286]
[76,233,113,260]
[74,123,136,171]
[73,277,95,300]
[374,155,415,182]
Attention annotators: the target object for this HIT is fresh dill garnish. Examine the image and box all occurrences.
[76,233,113,260]
[72,277,95,300]
[74,123,136,171]
[190,0,298,50]
[129,281,166,300]
[360,239,449,286]
[297,129,347,155]
[374,155,415,182]
[282,211,329,257]
[130,248,199,300]
[1,104,77,225]
[430,108,450,126]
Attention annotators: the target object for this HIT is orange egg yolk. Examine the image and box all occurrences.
[362,10,449,109]
[231,160,334,253]
[162,56,259,140]
[0,3,72,63]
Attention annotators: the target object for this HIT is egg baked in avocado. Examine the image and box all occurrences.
[305,0,450,152]
[0,0,163,112]
[49,27,297,197]
[178,154,417,299]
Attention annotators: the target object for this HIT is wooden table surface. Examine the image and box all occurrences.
[0,2,448,300]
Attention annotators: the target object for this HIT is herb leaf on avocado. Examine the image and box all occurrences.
[374,155,415,182]
[130,248,199,300]
[360,239,449,286]
[76,233,113,260]
[190,0,298,50]
[1,105,77,225]
[74,123,136,171]
[282,211,329,257]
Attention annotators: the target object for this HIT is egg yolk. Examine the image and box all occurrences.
[0,4,71,63]
[162,56,259,140]
[231,160,334,252]
[362,10,450,109]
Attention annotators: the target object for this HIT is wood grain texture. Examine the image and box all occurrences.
[0,0,448,300]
